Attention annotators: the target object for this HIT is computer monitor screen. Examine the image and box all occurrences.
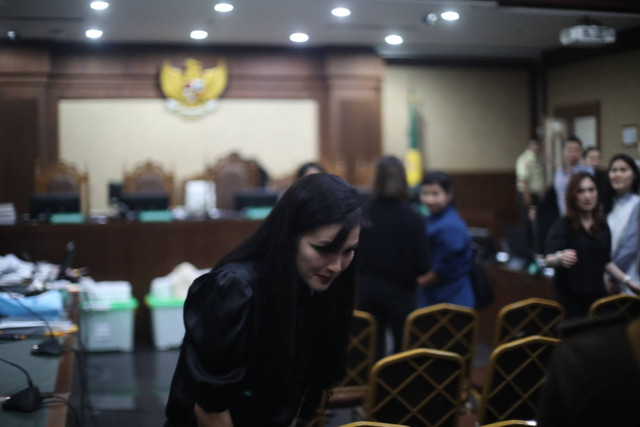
[108,182,123,203]
[120,193,170,211]
[469,227,496,262]
[234,190,279,211]
[29,193,81,221]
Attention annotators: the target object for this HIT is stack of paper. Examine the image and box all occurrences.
[0,203,16,225]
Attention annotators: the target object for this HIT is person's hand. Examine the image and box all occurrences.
[627,280,640,295]
[604,276,619,294]
[194,404,233,427]
[527,205,537,222]
[556,249,577,268]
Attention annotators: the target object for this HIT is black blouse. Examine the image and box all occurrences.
[165,261,308,427]
[545,218,611,296]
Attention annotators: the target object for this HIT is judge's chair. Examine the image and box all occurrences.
[34,159,90,214]
[364,348,464,427]
[477,335,558,425]
[122,160,175,206]
[589,294,640,320]
[208,153,260,211]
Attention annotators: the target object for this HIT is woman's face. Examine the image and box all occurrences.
[575,177,598,213]
[609,159,635,196]
[296,223,360,292]
[420,183,451,215]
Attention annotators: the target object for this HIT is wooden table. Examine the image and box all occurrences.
[0,220,261,345]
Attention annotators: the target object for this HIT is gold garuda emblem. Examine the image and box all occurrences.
[159,58,228,117]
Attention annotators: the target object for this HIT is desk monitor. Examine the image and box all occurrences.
[469,227,496,262]
[120,193,170,212]
[108,182,123,203]
[234,189,279,212]
[29,193,80,221]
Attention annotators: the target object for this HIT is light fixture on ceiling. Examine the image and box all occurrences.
[424,13,438,26]
[90,1,109,11]
[290,32,309,43]
[85,29,103,39]
[190,30,208,40]
[441,11,460,21]
[214,3,234,13]
[385,34,403,45]
[331,7,351,17]
[560,17,616,47]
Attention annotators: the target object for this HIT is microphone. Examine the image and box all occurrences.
[7,294,62,356]
[0,356,41,412]
[56,241,75,281]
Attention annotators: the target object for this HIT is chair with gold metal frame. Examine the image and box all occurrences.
[589,294,640,320]
[364,348,464,427]
[493,298,564,347]
[339,423,409,427]
[34,159,90,214]
[479,421,537,426]
[123,160,175,206]
[402,304,478,413]
[328,310,377,409]
[477,335,559,425]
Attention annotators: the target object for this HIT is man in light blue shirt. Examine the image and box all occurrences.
[554,136,594,216]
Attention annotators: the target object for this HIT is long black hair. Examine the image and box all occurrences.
[371,155,409,201]
[216,173,364,418]
[603,153,640,214]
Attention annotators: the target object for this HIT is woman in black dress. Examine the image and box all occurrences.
[545,172,639,319]
[165,173,364,426]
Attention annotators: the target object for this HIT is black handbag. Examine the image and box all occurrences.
[470,245,494,309]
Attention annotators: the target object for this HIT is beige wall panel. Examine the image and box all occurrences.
[546,49,640,163]
[382,65,530,171]
[59,98,318,210]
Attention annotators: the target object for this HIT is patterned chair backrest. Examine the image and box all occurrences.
[589,294,640,320]
[478,335,559,425]
[403,303,478,381]
[34,159,89,213]
[123,160,174,205]
[366,348,464,427]
[494,298,564,347]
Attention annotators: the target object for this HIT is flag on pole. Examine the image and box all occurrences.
[405,94,422,187]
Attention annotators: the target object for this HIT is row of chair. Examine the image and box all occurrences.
[34,153,262,212]
[316,294,640,426]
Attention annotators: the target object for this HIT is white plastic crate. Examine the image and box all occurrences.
[80,298,138,352]
[145,295,185,350]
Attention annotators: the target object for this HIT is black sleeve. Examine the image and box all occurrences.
[410,210,430,275]
[181,268,254,413]
[545,218,568,255]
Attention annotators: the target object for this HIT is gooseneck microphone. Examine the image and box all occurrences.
[0,356,42,412]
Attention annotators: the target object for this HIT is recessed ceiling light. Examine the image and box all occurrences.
[290,32,309,43]
[90,1,109,11]
[385,34,403,45]
[424,13,438,25]
[214,3,234,13]
[441,11,460,21]
[85,29,103,39]
[331,7,351,17]
[190,30,208,40]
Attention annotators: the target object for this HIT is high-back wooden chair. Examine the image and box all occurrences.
[208,153,260,210]
[365,348,464,427]
[589,294,640,320]
[494,298,564,347]
[123,160,175,206]
[477,335,559,425]
[34,159,90,214]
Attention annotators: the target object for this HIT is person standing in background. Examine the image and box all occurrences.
[357,156,430,360]
[417,171,475,309]
[554,136,593,217]
[515,138,545,249]
[583,147,606,200]
[545,172,640,319]
[603,153,640,295]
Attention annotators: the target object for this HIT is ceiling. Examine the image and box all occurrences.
[1,0,639,60]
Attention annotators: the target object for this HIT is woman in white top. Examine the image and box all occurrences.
[603,153,640,294]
